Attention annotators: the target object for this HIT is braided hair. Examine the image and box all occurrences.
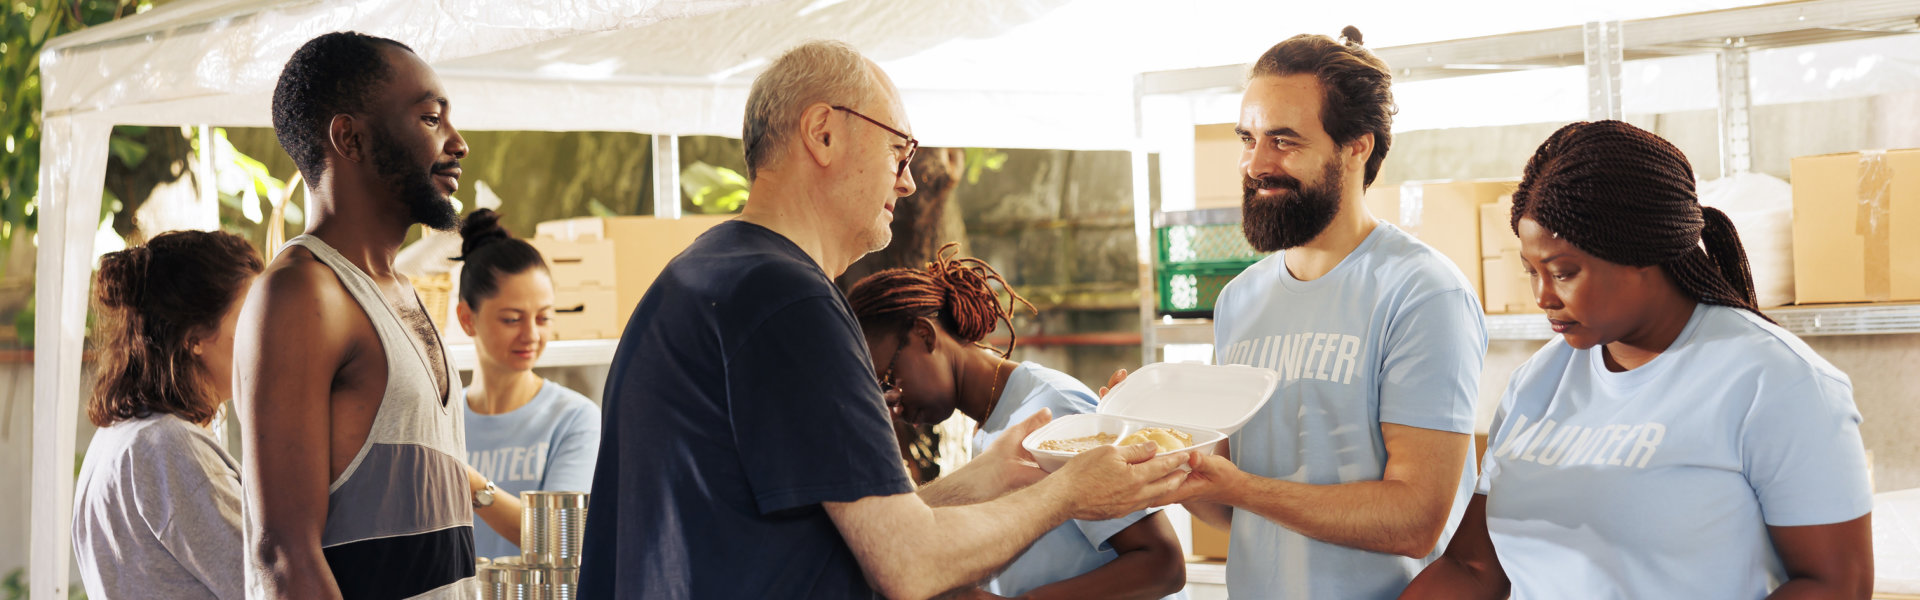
[1510,120,1770,322]
[846,243,1036,357]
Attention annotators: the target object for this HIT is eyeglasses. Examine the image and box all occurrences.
[833,105,918,186]
[878,338,906,395]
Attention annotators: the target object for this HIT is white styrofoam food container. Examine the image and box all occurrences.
[1021,362,1280,472]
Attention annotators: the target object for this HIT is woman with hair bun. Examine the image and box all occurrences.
[73,229,263,600]
[454,208,601,559]
[1402,121,1873,598]
[846,244,1187,600]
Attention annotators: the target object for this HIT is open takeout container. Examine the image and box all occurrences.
[1021,362,1279,472]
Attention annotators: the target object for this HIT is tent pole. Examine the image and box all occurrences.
[652,134,680,219]
[31,116,107,600]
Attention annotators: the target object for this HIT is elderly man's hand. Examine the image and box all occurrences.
[1053,442,1189,521]
[970,409,1052,496]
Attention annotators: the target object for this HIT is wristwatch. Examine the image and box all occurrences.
[473,480,498,509]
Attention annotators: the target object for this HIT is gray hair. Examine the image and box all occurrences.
[743,40,877,181]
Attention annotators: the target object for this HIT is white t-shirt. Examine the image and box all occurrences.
[1213,222,1487,599]
[1479,303,1873,599]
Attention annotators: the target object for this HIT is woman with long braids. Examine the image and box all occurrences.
[1402,120,1872,598]
[847,244,1188,600]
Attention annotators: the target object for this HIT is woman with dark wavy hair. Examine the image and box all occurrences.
[1402,121,1873,598]
[72,230,263,600]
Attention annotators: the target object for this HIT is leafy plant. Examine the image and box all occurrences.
[2,567,87,600]
[680,161,749,214]
[963,148,1010,184]
[2,0,155,264]
[203,127,295,230]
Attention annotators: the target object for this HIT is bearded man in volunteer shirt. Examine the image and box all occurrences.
[1157,27,1488,599]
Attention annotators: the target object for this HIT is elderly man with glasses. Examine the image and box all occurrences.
[578,40,1192,600]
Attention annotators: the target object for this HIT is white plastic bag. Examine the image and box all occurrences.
[1698,173,1794,308]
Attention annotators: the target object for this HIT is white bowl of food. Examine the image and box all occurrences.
[1021,362,1279,472]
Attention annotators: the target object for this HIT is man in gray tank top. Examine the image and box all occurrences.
[236,32,476,599]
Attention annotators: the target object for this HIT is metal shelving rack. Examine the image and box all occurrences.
[1129,0,1920,361]
[1153,303,1920,345]
[445,339,622,371]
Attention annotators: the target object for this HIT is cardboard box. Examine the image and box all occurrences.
[550,287,622,340]
[1193,123,1245,210]
[533,237,618,290]
[1791,149,1920,304]
[1480,195,1519,258]
[1365,179,1520,302]
[1483,250,1542,314]
[1190,517,1230,560]
[533,215,733,333]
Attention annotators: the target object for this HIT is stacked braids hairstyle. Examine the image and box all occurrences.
[456,209,548,308]
[90,230,263,428]
[1510,120,1770,322]
[847,243,1037,358]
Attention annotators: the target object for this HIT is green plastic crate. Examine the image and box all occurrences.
[1156,265,1244,316]
[1155,222,1267,269]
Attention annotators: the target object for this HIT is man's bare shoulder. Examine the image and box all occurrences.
[242,247,370,348]
[252,246,351,315]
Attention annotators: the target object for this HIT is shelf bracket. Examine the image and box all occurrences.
[1583,20,1625,121]
[1717,40,1755,177]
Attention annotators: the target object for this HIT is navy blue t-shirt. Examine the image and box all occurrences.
[579,221,914,599]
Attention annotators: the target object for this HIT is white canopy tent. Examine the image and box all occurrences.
[31,0,1830,596]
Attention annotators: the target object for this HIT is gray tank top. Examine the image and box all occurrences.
[284,235,474,599]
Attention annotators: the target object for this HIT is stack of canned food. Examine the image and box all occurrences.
[478,491,588,600]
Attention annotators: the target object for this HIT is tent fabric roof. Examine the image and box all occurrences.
[45,0,1782,148]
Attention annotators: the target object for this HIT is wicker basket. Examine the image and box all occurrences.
[411,272,453,330]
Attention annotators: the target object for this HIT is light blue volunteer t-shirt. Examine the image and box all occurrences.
[973,362,1186,600]
[466,379,602,559]
[1212,222,1486,599]
[1479,303,1872,599]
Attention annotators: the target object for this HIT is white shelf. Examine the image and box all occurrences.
[445,338,621,371]
[1153,303,1920,346]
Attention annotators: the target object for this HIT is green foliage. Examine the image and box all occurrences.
[680,161,749,214]
[3,1,152,256]
[2,567,87,600]
[203,128,294,229]
[963,148,1009,184]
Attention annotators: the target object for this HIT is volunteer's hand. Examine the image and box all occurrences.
[1055,441,1189,521]
[1096,367,1130,398]
[971,409,1052,495]
[1159,452,1242,506]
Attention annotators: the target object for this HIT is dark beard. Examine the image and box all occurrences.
[1241,157,1345,252]
[371,125,460,232]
